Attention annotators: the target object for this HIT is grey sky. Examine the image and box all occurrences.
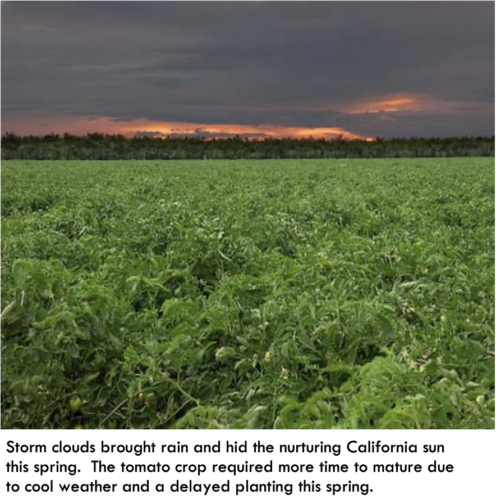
[1,1,494,137]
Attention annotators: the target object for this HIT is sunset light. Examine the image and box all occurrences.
[344,94,429,114]
[2,116,372,141]
[123,121,370,140]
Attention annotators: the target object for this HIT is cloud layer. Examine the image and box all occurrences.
[2,1,494,137]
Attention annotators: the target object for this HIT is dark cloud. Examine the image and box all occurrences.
[2,1,494,137]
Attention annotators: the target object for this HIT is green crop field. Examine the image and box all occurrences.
[1,158,494,429]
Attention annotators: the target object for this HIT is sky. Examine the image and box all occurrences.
[1,1,495,139]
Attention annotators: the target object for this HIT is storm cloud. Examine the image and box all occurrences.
[1,1,494,137]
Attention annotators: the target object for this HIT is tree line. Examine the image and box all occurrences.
[1,133,494,160]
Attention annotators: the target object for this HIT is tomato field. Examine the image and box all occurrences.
[1,158,494,428]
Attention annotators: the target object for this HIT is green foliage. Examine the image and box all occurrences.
[1,158,494,428]
[1,133,494,160]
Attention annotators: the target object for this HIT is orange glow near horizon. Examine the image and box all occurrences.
[2,116,372,140]
[2,93,470,140]
[344,93,430,114]
[120,120,370,140]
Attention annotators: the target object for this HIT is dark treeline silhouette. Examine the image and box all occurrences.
[1,133,494,160]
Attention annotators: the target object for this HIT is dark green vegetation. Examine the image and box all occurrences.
[1,159,494,429]
[2,133,494,160]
